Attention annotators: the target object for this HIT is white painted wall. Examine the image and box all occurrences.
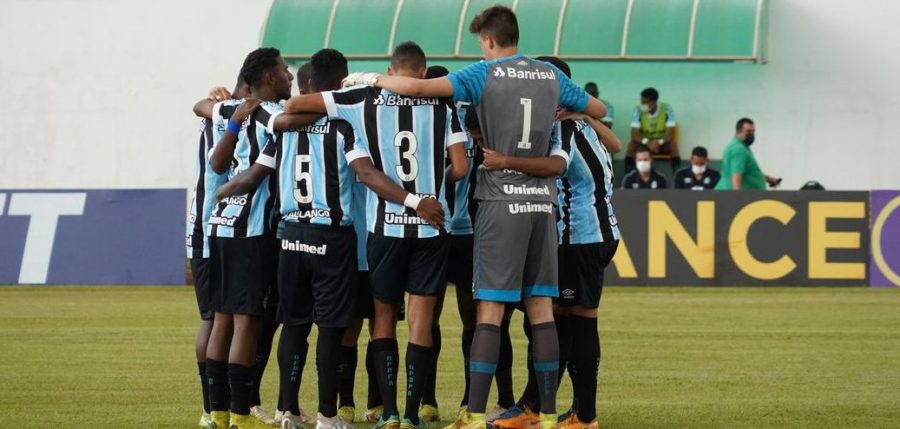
[0,0,898,190]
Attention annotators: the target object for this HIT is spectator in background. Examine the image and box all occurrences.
[627,87,679,173]
[715,118,781,190]
[674,146,720,190]
[584,82,614,129]
[622,145,668,189]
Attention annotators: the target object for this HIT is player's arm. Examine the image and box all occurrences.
[375,76,454,98]
[559,110,622,153]
[193,86,233,119]
[282,93,327,114]
[350,158,444,229]
[445,144,468,183]
[270,112,325,131]
[209,98,261,174]
[215,163,273,202]
[481,149,566,177]
[731,173,743,190]
[582,97,608,121]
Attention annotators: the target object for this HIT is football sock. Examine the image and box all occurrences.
[531,322,560,415]
[571,316,600,422]
[496,318,515,409]
[277,323,312,415]
[199,362,211,414]
[517,320,539,411]
[228,363,255,415]
[366,341,382,409]
[316,327,344,418]
[251,308,279,407]
[422,325,441,406]
[207,358,229,412]
[338,345,358,407]
[467,323,501,414]
[459,328,475,407]
[403,343,433,424]
[372,338,400,417]
[555,315,573,384]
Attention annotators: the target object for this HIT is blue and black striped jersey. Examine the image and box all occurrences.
[446,103,482,236]
[323,86,467,238]
[255,117,361,231]
[187,100,240,257]
[556,120,620,245]
[352,179,369,271]
[207,101,281,238]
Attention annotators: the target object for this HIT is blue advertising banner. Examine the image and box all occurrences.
[0,189,186,285]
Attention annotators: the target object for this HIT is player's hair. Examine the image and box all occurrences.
[691,146,708,158]
[391,41,426,72]
[641,87,659,101]
[426,65,449,79]
[585,82,598,91]
[232,69,250,97]
[310,49,348,92]
[464,105,480,131]
[736,117,755,131]
[296,62,312,86]
[535,56,570,78]
[469,5,519,48]
[635,144,652,155]
[241,47,282,88]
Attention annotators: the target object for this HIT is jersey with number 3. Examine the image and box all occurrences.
[322,87,466,238]
[447,54,589,204]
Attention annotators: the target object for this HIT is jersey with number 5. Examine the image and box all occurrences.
[322,86,467,238]
[448,54,589,204]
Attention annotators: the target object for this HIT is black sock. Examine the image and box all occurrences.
[625,156,636,174]
[517,319,539,411]
[422,325,441,406]
[317,327,344,417]
[251,309,279,408]
[366,341,382,409]
[228,363,255,415]
[372,338,400,417]
[460,328,474,407]
[199,362,211,413]
[338,345,358,407]
[556,315,573,386]
[671,156,682,172]
[496,318,515,409]
[278,324,312,415]
[207,359,228,412]
[531,322,559,415]
[467,323,500,414]
[403,343,433,424]
[571,317,600,422]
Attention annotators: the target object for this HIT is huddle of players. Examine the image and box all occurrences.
[185,5,620,429]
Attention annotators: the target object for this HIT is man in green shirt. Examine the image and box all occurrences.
[716,118,780,190]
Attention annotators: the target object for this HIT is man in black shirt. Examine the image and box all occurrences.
[622,145,668,189]
[673,146,721,190]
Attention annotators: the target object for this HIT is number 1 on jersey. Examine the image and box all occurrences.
[517,98,533,150]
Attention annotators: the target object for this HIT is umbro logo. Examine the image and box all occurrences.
[562,288,575,298]
[493,67,505,77]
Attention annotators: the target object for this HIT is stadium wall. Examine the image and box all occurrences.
[0,0,898,191]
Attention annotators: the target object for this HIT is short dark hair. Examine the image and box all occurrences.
[635,144,651,155]
[425,65,449,79]
[641,87,659,101]
[296,62,312,86]
[469,5,519,48]
[535,56,571,78]
[391,41,426,72]
[241,47,281,88]
[464,105,480,131]
[736,117,755,131]
[310,49,348,92]
[691,146,708,158]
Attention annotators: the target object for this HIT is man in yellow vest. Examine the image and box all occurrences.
[627,87,679,173]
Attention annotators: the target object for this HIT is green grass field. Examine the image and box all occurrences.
[1,287,899,428]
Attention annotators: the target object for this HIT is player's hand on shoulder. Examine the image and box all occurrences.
[208,86,232,102]
[342,72,381,89]
[481,148,508,171]
[416,197,445,230]
[233,98,262,122]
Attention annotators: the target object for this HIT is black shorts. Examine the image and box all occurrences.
[190,257,214,320]
[557,240,619,308]
[278,223,357,328]
[367,233,449,304]
[211,235,278,316]
[355,271,375,319]
[447,234,474,290]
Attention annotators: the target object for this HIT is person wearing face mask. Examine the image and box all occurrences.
[674,146,720,190]
[622,145,668,189]
[627,87,679,173]
[716,117,781,190]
